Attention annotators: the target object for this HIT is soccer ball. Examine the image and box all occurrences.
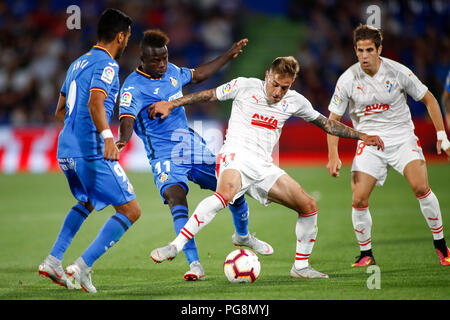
[223,248,261,283]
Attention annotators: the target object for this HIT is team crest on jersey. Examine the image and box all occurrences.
[120,92,132,107]
[101,66,115,84]
[281,99,288,111]
[170,77,178,87]
[385,80,393,93]
[159,172,169,182]
[127,181,134,194]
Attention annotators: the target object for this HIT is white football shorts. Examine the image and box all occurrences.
[215,150,286,206]
[351,135,425,186]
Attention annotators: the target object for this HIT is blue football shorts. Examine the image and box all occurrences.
[150,158,218,204]
[58,157,136,211]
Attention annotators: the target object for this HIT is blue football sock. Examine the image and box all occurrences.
[50,202,91,260]
[81,212,132,267]
[171,205,199,264]
[229,195,249,236]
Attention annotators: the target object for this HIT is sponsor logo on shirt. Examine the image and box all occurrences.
[333,94,340,104]
[223,79,238,94]
[251,113,278,130]
[120,91,132,107]
[101,66,115,84]
[168,91,183,101]
[364,103,390,115]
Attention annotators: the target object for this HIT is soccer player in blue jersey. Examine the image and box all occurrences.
[38,9,140,293]
[116,30,273,281]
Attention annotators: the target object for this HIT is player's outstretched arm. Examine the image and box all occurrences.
[55,93,66,123]
[421,90,450,160]
[116,116,135,152]
[148,88,217,120]
[88,90,119,161]
[326,112,343,178]
[191,39,248,84]
[311,114,385,151]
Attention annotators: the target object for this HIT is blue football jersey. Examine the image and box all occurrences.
[57,45,120,159]
[119,63,211,163]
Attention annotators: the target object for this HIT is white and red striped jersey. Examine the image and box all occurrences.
[216,77,321,162]
[328,57,428,146]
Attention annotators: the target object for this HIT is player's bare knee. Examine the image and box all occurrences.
[163,185,188,208]
[118,202,141,223]
[127,205,141,223]
[79,200,94,213]
[218,191,234,205]
[299,198,317,214]
[217,184,238,204]
[413,184,430,198]
[352,196,368,208]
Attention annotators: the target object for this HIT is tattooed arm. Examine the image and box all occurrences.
[148,88,217,119]
[311,114,384,150]
[312,114,362,139]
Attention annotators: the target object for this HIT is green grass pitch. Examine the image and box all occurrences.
[0,164,449,301]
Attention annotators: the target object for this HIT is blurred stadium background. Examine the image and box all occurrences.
[0,0,449,173]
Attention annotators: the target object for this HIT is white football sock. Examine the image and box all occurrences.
[352,205,372,251]
[295,210,318,269]
[171,193,227,252]
[417,189,444,240]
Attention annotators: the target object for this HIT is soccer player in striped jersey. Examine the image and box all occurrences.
[38,9,140,293]
[148,56,384,278]
[326,25,450,267]
[116,30,273,281]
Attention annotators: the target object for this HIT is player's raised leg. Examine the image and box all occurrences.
[404,160,450,266]
[351,171,377,267]
[193,161,273,255]
[268,174,328,278]
[150,169,241,263]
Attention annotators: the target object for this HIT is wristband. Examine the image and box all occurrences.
[437,130,450,151]
[100,129,114,139]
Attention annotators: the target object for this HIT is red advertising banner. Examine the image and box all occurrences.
[0,120,445,173]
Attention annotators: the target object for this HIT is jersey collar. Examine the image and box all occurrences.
[136,66,162,80]
[92,45,114,59]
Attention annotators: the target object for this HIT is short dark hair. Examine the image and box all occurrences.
[97,8,132,43]
[269,56,300,79]
[353,24,383,48]
[140,29,170,51]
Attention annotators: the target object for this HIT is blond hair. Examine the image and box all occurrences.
[268,56,300,79]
